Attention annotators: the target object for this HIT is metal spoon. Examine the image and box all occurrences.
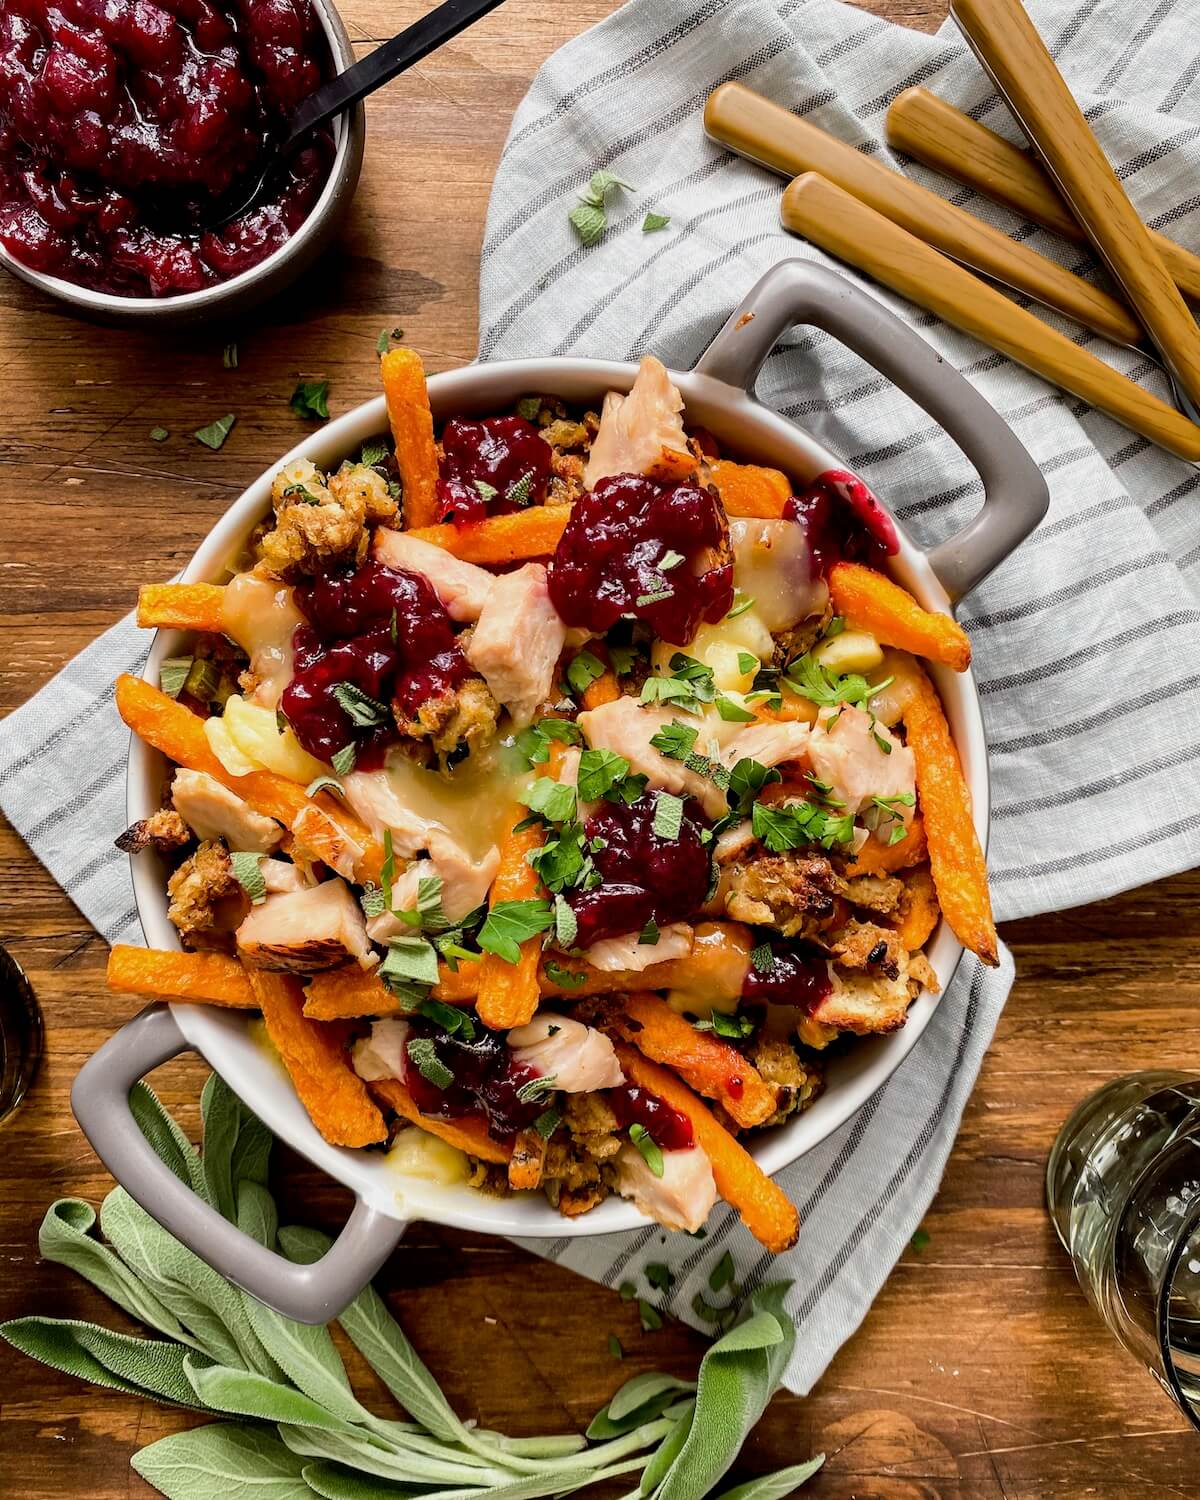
[215,0,507,225]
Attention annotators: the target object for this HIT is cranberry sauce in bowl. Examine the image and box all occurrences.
[0,0,348,302]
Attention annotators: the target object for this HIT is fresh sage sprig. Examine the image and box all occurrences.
[0,1076,822,1500]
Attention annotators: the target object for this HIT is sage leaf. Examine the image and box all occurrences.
[277,1424,512,1486]
[652,1285,795,1500]
[236,1180,278,1249]
[638,1412,690,1496]
[713,1456,826,1500]
[301,1463,414,1499]
[131,1422,311,1499]
[394,1448,659,1500]
[37,1199,196,1348]
[239,1290,368,1428]
[129,1082,210,1203]
[607,1372,695,1422]
[0,1318,208,1409]
[586,1386,681,1440]
[476,1433,587,1459]
[200,1072,241,1220]
[183,1354,360,1433]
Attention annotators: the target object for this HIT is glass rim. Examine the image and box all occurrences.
[1157,1185,1200,1432]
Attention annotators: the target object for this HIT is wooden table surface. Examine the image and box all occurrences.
[2,1,1198,1495]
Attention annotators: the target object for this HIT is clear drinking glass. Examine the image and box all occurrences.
[0,944,43,1124]
[1047,1071,1200,1427]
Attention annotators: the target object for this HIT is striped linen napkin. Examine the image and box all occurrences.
[1,0,1196,1394]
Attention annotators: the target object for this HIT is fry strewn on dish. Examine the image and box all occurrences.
[112,348,995,1250]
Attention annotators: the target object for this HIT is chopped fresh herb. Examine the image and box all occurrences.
[568,201,606,246]
[628,1122,664,1178]
[639,675,702,711]
[652,791,684,841]
[361,441,389,468]
[566,650,607,698]
[697,1010,755,1041]
[331,743,357,776]
[577,747,631,802]
[750,942,774,974]
[646,1263,674,1293]
[473,478,498,502]
[515,1074,558,1105]
[194,413,236,450]
[376,329,391,355]
[544,959,586,990]
[159,656,192,700]
[406,1037,453,1090]
[751,798,855,853]
[290,380,330,421]
[229,852,266,905]
[785,652,892,714]
[392,876,448,933]
[183,658,221,704]
[691,1292,733,1326]
[715,695,756,723]
[709,1250,737,1293]
[528,821,587,894]
[726,591,755,620]
[541,718,583,745]
[689,1227,708,1240]
[507,470,535,507]
[380,936,440,994]
[586,170,633,202]
[727,757,782,813]
[222,343,238,369]
[419,999,476,1040]
[305,774,344,800]
[552,894,578,948]
[477,898,553,964]
[380,829,396,911]
[522,777,577,826]
[149,426,169,443]
[618,1281,637,1301]
[607,643,638,677]
[392,326,404,339]
[360,885,387,918]
[824,615,846,638]
[872,728,893,755]
[281,481,320,504]
[910,1227,931,1253]
[516,396,541,421]
[642,211,670,233]
[331,682,390,728]
[684,750,731,791]
[607,1333,623,1360]
[649,720,699,761]
[636,587,674,607]
[638,1299,663,1333]
[638,916,660,946]
[659,549,685,571]
[888,823,910,846]
[534,1106,563,1138]
[736,652,759,677]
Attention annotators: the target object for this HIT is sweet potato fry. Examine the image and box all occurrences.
[507,1128,548,1190]
[612,992,776,1128]
[245,968,387,1147]
[613,1045,799,1253]
[901,664,997,966]
[406,506,570,565]
[380,347,439,530]
[371,1078,510,1164]
[115,675,383,884]
[842,814,926,875]
[107,944,256,1007]
[304,921,754,1020]
[580,644,621,711]
[707,460,791,519]
[137,582,227,634]
[829,561,971,672]
[894,865,940,952]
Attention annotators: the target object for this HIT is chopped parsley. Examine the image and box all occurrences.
[694,1009,755,1041]
[289,380,330,421]
[576,747,631,802]
[736,651,759,676]
[649,720,699,761]
[726,591,755,620]
[419,999,476,1040]
[727,757,782,814]
[708,1250,737,1293]
[751,798,856,853]
[638,1299,664,1332]
[544,959,586,990]
[646,1263,674,1293]
[785,652,892,716]
[194,413,236,450]
[566,650,607,698]
[628,1122,664,1178]
[477,898,553,964]
[638,916,660,946]
[522,776,577,825]
[714,695,756,723]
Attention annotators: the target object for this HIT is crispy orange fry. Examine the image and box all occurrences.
[380,347,439,530]
[580,644,621,710]
[507,1128,548,1190]
[841,814,926,875]
[614,992,776,1128]
[613,1045,799,1253]
[829,561,971,672]
[245,968,386,1147]
[895,864,940,952]
[901,664,997,966]
[371,1078,510,1164]
[304,921,754,1020]
[107,945,256,1007]
[406,506,570,564]
[708,459,791,519]
[115,675,383,884]
[137,582,227,634]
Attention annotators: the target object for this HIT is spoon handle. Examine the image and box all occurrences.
[287,0,508,148]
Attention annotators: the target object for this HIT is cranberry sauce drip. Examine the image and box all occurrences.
[568,793,712,948]
[283,560,470,765]
[741,944,832,1014]
[547,473,733,646]
[401,1020,546,1140]
[0,0,333,297]
[609,1083,694,1152]
[786,470,898,575]
[435,416,552,524]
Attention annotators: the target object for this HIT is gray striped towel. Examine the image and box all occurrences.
[1,0,1196,1394]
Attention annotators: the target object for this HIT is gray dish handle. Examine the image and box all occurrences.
[693,259,1048,602]
[71,1004,407,1325]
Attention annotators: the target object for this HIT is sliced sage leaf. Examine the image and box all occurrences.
[183,1353,360,1432]
[131,1422,312,1500]
[713,1456,826,1500]
[607,1371,695,1422]
[194,412,237,450]
[235,1179,278,1249]
[130,1081,210,1202]
[0,1317,208,1410]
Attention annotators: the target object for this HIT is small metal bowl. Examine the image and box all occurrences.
[0,0,365,328]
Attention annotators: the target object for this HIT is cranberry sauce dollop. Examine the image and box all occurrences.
[283,560,470,765]
[741,944,832,1013]
[0,0,333,297]
[786,470,898,574]
[435,416,552,524]
[609,1083,695,1152]
[548,473,734,646]
[568,793,712,948]
[401,1020,546,1141]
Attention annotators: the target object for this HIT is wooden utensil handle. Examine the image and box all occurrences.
[780,172,1200,464]
[886,88,1200,303]
[703,82,1139,348]
[950,0,1200,408]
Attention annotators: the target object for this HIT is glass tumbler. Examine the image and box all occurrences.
[1047,1071,1200,1427]
[0,944,43,1124]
